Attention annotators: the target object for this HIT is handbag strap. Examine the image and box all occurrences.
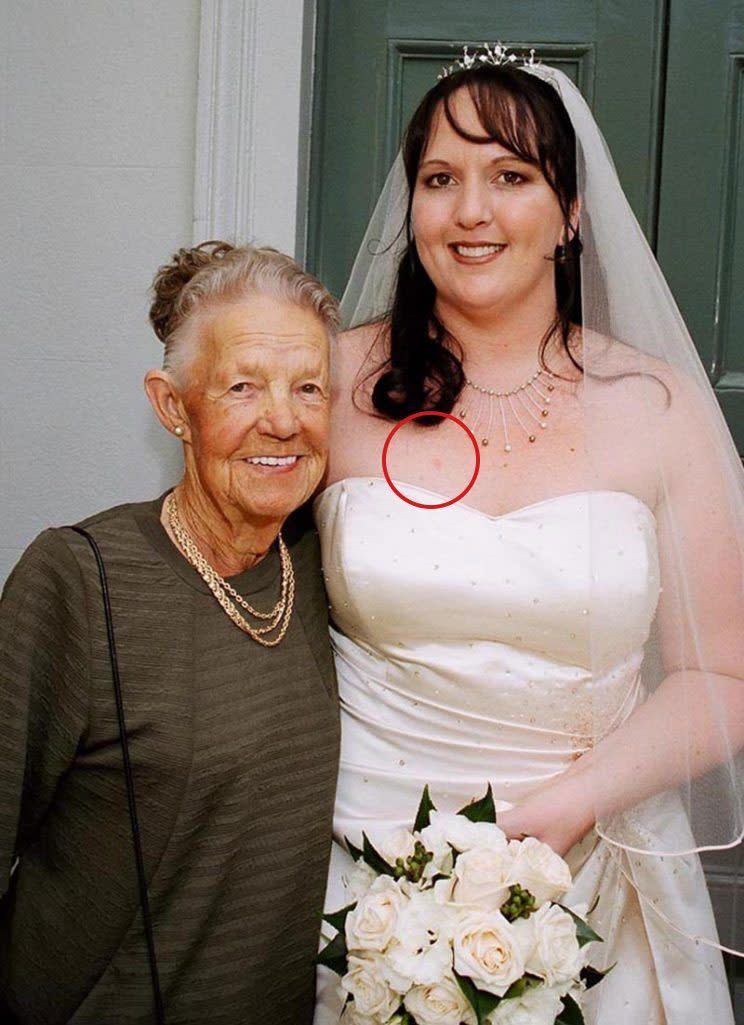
[69,526,165,1024]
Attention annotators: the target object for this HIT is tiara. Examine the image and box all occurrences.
[437,43,538,81]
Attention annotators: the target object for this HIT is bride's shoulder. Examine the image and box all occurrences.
[581,331,712,449]
[331,320,390,405]
[582,332,690,404]
[333,320,389,370]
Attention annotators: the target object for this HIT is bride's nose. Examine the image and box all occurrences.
[454,179,493,229]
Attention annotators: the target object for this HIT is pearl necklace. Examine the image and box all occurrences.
[458,368,556,452]
[166,492,295,647]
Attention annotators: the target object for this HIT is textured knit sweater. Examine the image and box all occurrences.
[0,495,339,1025]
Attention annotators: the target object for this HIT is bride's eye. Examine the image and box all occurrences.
[425,171,456,188]
[497,170,526,186]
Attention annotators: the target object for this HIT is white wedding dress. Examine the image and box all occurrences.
[313,477,734,1025]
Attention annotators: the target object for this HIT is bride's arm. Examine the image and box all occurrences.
[499,375,744,854]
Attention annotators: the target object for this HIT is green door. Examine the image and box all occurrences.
[308,0,744,1009]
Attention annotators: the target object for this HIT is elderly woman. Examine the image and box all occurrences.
[0,242,340,1025]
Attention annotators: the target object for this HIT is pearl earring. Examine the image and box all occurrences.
[173,425,184,437]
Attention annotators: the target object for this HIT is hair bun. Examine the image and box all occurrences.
[149,240,235,343]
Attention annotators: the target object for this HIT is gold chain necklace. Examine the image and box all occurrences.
[458,367,556,452]
[166,491,295,647]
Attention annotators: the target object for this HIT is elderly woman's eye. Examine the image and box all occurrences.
[300,383,323,395]
[230,382,253,393]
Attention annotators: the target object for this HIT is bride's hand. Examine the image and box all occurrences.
[495,772,595,857]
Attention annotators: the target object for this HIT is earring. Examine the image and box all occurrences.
[554,243,569,264]
[173,425,184,437]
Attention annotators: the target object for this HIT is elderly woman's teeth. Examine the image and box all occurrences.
[246,455,299,466]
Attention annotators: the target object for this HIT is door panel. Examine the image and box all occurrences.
[388,40,592,170]
[657,0,744,449]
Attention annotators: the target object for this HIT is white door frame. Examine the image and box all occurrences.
[192,0,315,259]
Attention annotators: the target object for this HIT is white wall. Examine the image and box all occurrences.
[193,0,312,256]
[1,0,201,583]
[1,0,311,586]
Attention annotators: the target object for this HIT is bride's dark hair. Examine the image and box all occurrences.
[368,64,582,423]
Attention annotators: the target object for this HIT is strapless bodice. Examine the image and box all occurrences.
[315,478,660,781]
[316,478,659,660]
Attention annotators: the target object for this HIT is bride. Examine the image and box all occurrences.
[314,52,744,1024]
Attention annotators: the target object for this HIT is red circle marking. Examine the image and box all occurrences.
[381,411,481,509]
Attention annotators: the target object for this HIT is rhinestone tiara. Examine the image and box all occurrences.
[437,42,538,81]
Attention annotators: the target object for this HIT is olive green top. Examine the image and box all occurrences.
[0,495,339,1025]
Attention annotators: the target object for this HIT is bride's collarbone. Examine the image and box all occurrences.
[332,408,571,510]
[330,391,657,517]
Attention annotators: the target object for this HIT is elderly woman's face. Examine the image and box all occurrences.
[181,294,330,527]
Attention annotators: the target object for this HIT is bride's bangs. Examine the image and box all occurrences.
[444,77,541,167]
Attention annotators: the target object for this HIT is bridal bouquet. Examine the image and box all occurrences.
[319,786,610,1025]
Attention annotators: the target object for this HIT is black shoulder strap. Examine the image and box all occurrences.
[68,526,165,1024]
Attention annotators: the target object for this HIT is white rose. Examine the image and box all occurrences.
[451,847,514,910]
[421,812,508,859]
[488,984,565,1025]
[404,974,477,1025]
[387,888,456,986]
[344,859,379,902]
[432,876,457,905]
[508,915,537,964]
[524,904,583,988]
[376,827,417,868]
[338,1001,375,1025]
[341,953,402,1022]
[508,837,572,906]
[422,844,454,882]
[452,912,525,996]
[345,875,407,952]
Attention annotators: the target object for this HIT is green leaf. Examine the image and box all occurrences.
[317,930,349,976]
[454,971,501,1024]
[557,904,604,948]
[413,784,437,832]
[502,974,541,1000]
[580,962,616,991]
[323,901,357,934]
[503,977,528,1000]
[345,836,363,861]
[386,1011,414,1025]
[457,784,496,824]
[362,832,396,876]
[555,994,585,1025]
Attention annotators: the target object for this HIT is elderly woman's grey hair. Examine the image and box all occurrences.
[149,241,340,380]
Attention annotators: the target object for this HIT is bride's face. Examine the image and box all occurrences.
[411,89,567,320]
